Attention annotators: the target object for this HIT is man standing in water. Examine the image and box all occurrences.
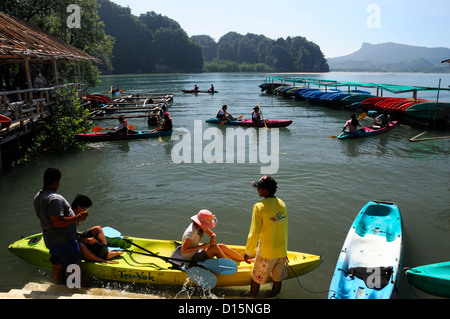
[34,168,88,284]
[244,175,288,297]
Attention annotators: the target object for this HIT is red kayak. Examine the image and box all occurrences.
[0,114,12,130]
[205,118,292,128]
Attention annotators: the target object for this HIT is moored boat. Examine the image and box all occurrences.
[76,130,173,142]
[328,199,403,299]
[405,102,450,120]
[8,232,323,287]
[338,121,397,139]
[406,261,450,298]
[205,118,293,128]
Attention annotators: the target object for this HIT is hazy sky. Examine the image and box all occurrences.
[109,0,450,58]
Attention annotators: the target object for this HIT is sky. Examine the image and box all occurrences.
[109,0,450,58]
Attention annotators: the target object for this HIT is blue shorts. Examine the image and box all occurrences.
[48,239,81,266]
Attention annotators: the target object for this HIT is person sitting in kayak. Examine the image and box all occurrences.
[252,106,263,123]
[372,111,391,129]
[194,84,200,92]
[107,116,128,135]
[152,112,172,132]
[216,105,236,121]
[181,209,245,267]
[342,114,362,134]
[72,195,123,264]
[208,84,215,92]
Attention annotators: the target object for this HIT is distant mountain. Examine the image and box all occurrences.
[328,42,450,73]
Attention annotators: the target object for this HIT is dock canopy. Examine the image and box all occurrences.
[0,11,100,64]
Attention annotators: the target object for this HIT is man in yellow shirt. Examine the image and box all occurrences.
[244,175,288,297]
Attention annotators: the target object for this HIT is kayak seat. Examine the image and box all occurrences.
[355,204,400,242]
[106,237,132,250]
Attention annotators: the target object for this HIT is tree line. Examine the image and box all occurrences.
[192,33,329,73]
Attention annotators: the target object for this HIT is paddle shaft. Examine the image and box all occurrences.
[123,249,236,272]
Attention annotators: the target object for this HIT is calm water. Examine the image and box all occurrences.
[0,72,449,299]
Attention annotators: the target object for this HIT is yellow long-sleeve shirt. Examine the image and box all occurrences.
[245,197,288,259]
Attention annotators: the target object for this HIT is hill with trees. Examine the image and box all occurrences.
[192,33,329,73]
[97,0,203,74]
[98,0,329,74]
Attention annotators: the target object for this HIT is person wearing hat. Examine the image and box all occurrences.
[181,209,244,266]
[244,175,288,297]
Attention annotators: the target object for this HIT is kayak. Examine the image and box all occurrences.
[338,121,397,139]
[182,90,218,94]
[405,102,450,120]
[8,232,323,287]
[205,118,293,128]
[406,262,450,298]
[328,199,403,299]
[0,114,12,130]
[76,130,173,142]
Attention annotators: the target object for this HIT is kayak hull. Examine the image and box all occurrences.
[338,121,397,139]
[405,102,450,120]
[9,233,322,287]
[328,199,403,299]
[0,114,12,129]
[205,118,293,128]
[406,262,450,298]
[76,130,173,142]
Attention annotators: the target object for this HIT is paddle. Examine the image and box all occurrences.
[330,112,368,138]
[220,115,243,125]
[121,249,238,275]
[257,103,269,130]
[102,227,217,289]
[103,227,236,275]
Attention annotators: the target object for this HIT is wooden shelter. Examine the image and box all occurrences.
[0,11,100,88]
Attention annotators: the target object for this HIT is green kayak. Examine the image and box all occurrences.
[406,261,450,298]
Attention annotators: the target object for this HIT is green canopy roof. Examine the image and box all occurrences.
[263,77,450,94]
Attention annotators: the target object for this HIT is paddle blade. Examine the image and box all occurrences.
[103,227,121,238]
[93,127,103,133]
[199,259,238,275]
[183,266,217,289]
[358,112,368,120]
[128,125,135,130]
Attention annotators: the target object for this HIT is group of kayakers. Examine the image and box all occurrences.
[341,111,392,134]
[216,104,266,124]
[106,112,172,135]
[34,167,288,297]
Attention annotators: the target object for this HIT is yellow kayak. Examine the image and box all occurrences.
[8,232,322,287]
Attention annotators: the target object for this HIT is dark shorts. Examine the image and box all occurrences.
[77,229,109,260]
[48,238,81,266]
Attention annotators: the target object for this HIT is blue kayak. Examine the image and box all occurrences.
[329,199,403,299]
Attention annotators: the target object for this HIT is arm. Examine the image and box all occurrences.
[245,205,262,258]
[50,210,87,228]
[181,237,209,255]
